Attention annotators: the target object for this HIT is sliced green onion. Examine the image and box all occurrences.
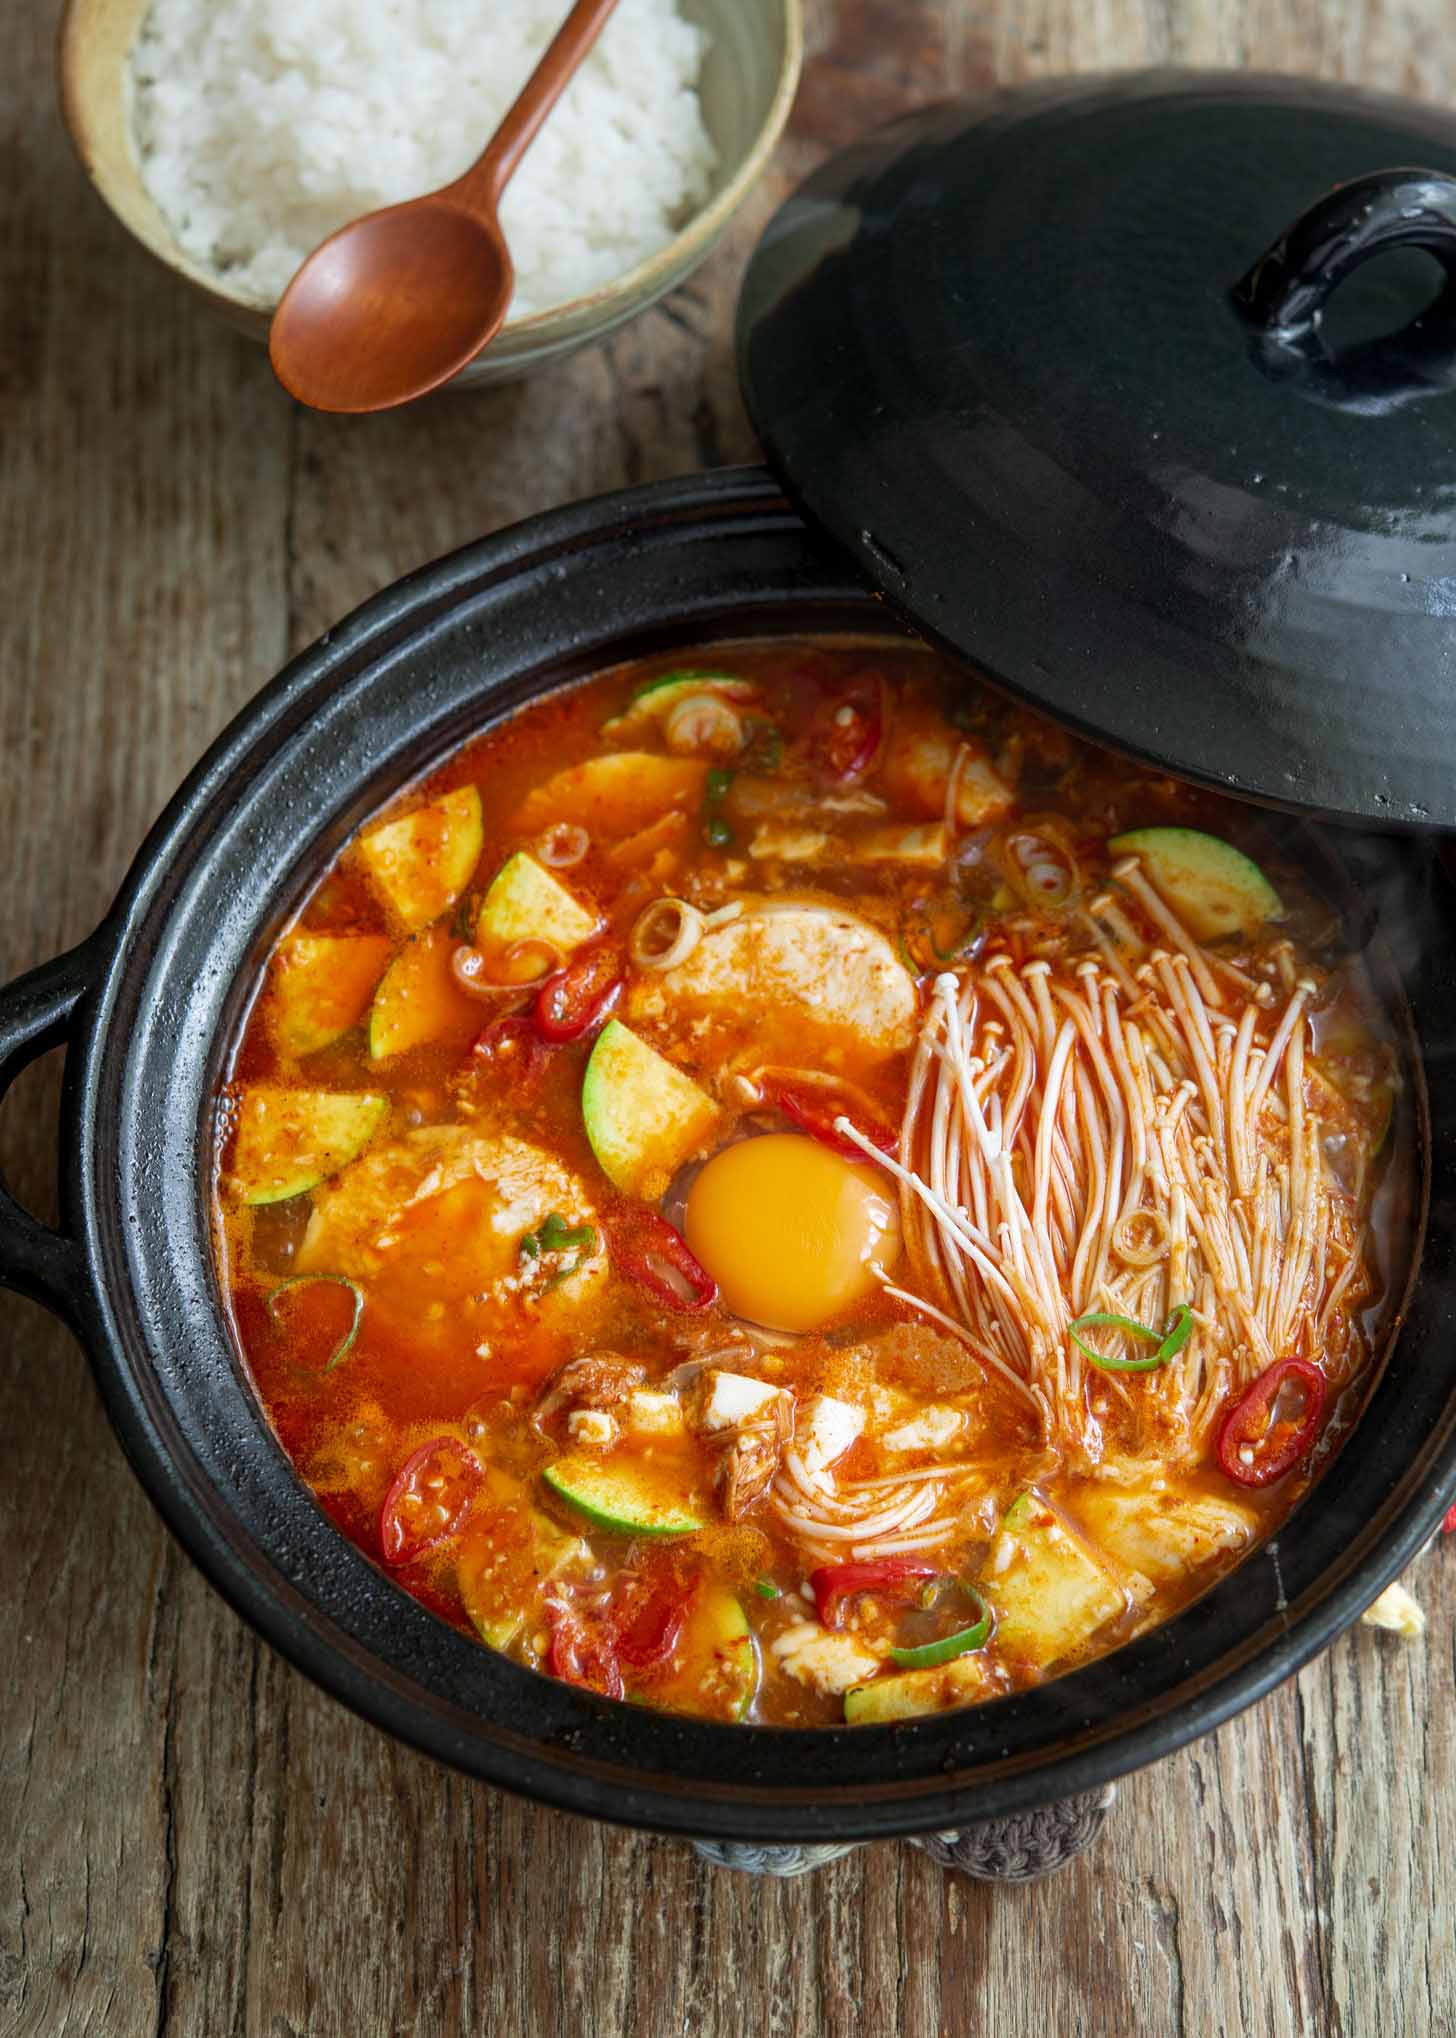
[1156,1304,1194,1361]
[520,1212,597,1288]
[630,668,744,704]
[521,1212,593,1261]
[702,767,735,849]
[753,1577,781,1600]
[888,1591,991,1669]
[267,1275,364,1373]
[1069,1303,1193,1373]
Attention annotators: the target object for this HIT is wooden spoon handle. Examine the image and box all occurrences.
[450,0,623,211]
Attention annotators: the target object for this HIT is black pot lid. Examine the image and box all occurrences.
[738,70,1456,827]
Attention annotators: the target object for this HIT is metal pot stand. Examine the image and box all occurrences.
[691,1785,1117,1879]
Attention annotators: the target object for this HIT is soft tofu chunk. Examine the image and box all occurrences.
[799,1395,865,1473]
[882,1406,964,1452]
[771,1620,882,1695]
[988,1491,1141,1671]
[851,823,949,867]
[625,1390,686,1437]
[1076,1485,1257,1588]
[625,900,917,1064]
[700,1371,781,1432]
[566,1407,618,1448]
[297,1128,604,1319]
[747,823,831,863]
[954,752,1018,826]
[881,705,1015,828]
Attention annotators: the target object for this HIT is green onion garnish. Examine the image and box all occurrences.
[521,1212,593,1259]
[267,1275,365,1374]
[702,768,735,849]
[888,1590,991,1669]
[1068,1303,1193,1373]
[520,1213,597,1287]
[754,1578,781,1600]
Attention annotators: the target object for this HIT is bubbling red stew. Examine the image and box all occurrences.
[213,643,1403,1725]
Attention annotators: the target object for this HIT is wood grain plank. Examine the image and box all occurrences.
[4,3,1456,2037]
[0,4,290,2038]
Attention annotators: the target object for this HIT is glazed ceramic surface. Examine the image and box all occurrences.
[1,471,1453,1842]
[58,0,802,385]
[739,71,1456,825]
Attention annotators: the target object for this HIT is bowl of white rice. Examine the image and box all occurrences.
[59,0,802,386]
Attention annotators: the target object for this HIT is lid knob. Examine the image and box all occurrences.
[1233,168,1456,412]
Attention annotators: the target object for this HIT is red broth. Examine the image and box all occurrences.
[213,643,1402,1725]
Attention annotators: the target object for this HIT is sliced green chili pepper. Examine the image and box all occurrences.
[888,1590,991,1669]
[753,1578,781,1600]
[1068,1303,1193,1373]
[267,1274,365,1373]
[702,767,735,849]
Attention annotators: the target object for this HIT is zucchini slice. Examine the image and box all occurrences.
[476,851,599,958]
[988,1491,1137,1672]
[368,925,481,1062]
[602,671,758,736]
[542,1452,705,1537]
[456,1475,590,1651]
[581,1018,719,1197]
[514,753,708,838]
[267,932,392,1057]
[641,1583,758,1721]
[844,1648,999,1723]
[357,785,484,931]
[229,1086,388,1205]
[1108,826,1282,943]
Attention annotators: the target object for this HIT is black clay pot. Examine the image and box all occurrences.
[3,468,1455,1844]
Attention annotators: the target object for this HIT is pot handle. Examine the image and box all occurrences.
[0,938,98,1325]
[1232,168,1456,412]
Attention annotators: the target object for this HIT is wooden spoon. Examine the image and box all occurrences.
[269,0,621,414]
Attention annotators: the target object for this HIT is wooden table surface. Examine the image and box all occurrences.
[3,2,1454,2033]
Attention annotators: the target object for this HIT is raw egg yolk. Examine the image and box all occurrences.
[683,1132,900,1334]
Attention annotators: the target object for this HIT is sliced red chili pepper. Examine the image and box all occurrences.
[811,678,883,781]
[607,1208,718,1312]
[472,1012,553,1079]
[615,1576,697,1670]
[533,944,624,1044]
[810,1558,940,1630]
[760,1078,897,1161]
[546,1603,624,1700]
[1444,1504,1456,1535]
[379,1435,483,1565]
[1216,1358,1327,1489]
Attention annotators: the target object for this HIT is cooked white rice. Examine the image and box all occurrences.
[130,0,718,317]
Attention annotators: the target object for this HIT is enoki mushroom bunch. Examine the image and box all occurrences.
[840,864,1376,1468]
